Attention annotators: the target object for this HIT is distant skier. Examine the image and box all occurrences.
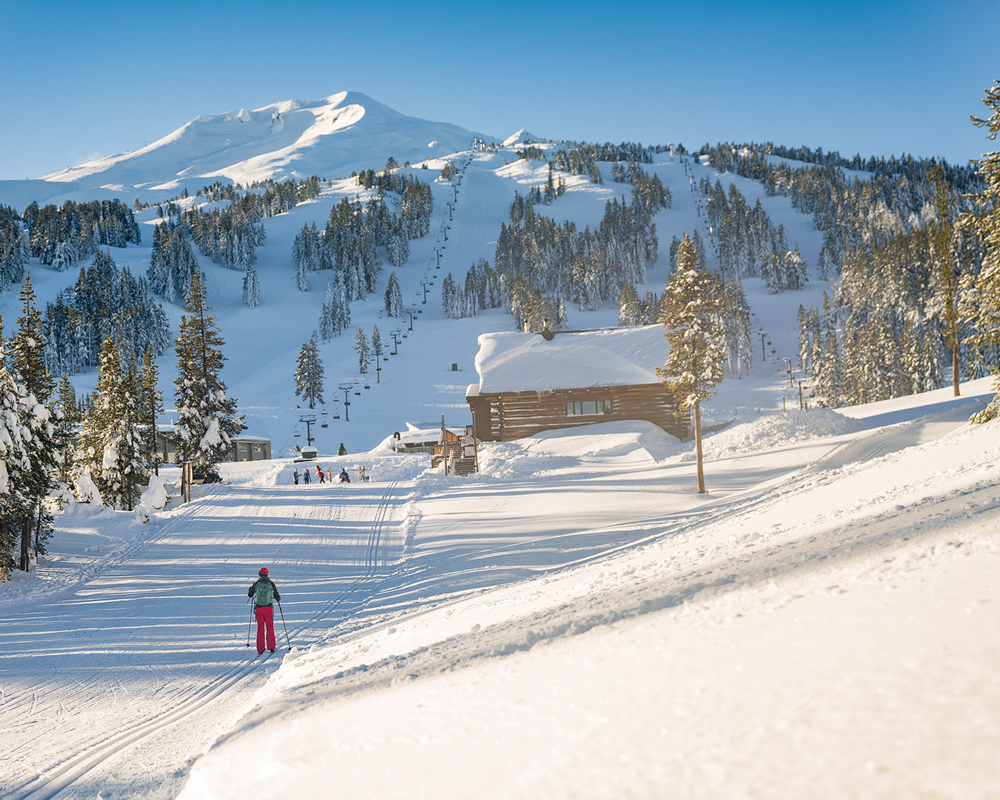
[316,466,325,484]
[303,468,311,484]
[339,468,350,483]
[248,567,281,654]
[292,469,299,485]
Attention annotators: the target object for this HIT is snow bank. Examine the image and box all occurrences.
[74,471,103,505]
[134,474,168,523]
[698,408,867,461]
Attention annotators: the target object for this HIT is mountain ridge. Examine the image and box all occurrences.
[0,91,499,209]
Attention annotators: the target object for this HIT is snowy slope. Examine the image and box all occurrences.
[3,380,998,799]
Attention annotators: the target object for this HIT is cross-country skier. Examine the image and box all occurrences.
[248,567,281,654]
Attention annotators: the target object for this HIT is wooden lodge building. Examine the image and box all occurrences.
[466,325,688,442]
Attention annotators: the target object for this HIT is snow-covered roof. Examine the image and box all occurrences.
[473,326,667,394]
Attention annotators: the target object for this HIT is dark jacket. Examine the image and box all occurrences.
[248,577,281,608]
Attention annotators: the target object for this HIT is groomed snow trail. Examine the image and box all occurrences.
[1,479,407,800]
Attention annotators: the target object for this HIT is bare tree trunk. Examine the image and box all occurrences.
[694,400,706,494]
[20,518,31,572]
[953,345,961,397]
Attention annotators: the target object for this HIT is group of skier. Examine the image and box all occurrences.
[292,466,351,485]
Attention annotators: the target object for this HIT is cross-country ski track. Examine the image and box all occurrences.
[2,479,405,800]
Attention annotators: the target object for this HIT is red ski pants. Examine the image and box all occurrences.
[255,606,276,653]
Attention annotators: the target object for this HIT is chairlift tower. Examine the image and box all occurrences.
[298,414,318,447]
[338,382,355,422]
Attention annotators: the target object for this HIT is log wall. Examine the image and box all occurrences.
[468,384,688,442]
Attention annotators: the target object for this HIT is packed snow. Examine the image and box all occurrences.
[3,379,999,799]
[1,97,998,798]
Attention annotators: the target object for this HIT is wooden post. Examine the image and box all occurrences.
[441,415,449,475]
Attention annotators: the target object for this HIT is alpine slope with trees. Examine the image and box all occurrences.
[1,83,1000,800]
[2,83,1000,569]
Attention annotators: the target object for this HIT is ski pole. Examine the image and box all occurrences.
[277,600,291,650]
[246,600,254,647]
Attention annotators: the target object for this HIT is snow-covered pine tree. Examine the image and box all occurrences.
[97,340,146,510]
[0,318,38,577]
[243,263,260,308]
[53,374,80,482]
[173,271,244,472]
[442,273,458,318]
[720,274,752,378]
[140,346,163,476]
[384,272,403,317]
[295,243,309,292]
[294,338,324,409]
[387,223,409,267]
[335,272,351,332]
[618,283,642,326]
[965,82,1000,422]
[354,328,369,374]
[463,271,478,317]
[9,272,58,568]
[319,283,335,343]
[783,244,808,291]
[656,234,724,493]
[11,272,55,404]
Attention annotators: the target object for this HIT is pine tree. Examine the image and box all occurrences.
[964,80,1000,421]
[140,346,163,476]
[319,283,335,343]
[296,246,309,292]
[53,374,80,483]
[442,273,461,318]
[783,244,808,291]
[243,263,261,308]
[354,328,370,375]
[11,272,55,404]
[0,318,37,577]
[618,283,642,326]
[173,271,244,472]
[97,340,146,510]
[385,271,403,317]
[294,338,324,409]
[656,234,724,493]
[9,273,57,569]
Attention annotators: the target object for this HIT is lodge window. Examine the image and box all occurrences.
[566,399,612,416]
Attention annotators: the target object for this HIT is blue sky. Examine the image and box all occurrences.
[0,0,996,181]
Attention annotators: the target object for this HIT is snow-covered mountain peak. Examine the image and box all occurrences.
[20,92,493,207]
[502,127,538,147]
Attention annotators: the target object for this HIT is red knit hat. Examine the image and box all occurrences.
[258,567,269,577]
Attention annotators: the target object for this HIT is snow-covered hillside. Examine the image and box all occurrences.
[3,378,998,799]
[1,125,836,460]
[2,96,998,799]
